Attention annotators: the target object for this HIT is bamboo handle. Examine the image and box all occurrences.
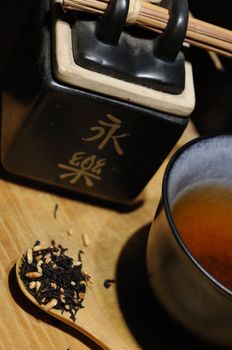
[61,0,232,57]
[140,2,232,52]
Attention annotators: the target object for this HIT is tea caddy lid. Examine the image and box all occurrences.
[53,0,195,116]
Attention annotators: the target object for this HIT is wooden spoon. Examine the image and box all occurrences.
[16,255,131,350]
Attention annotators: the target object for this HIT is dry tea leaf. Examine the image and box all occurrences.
[19,240,90,321]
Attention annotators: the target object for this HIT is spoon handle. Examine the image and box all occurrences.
[71,286,131,350]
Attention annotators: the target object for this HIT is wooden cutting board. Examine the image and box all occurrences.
[0,122,198,350]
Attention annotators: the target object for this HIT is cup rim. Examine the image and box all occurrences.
[162,133,232,297]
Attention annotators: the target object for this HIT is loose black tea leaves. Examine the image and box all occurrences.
[19,240,90,321]
[53,203,59,219]
[103,279,115,289]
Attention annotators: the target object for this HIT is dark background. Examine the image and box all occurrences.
[0,0,231,135]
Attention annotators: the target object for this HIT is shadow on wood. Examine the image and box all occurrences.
[115,224,223,350]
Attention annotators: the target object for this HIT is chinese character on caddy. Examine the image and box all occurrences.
[58,152,106,187]
[82,114,130,155]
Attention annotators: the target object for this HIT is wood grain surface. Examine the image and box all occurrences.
[0,122,198,350]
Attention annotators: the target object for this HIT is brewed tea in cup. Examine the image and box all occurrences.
[172,183,232,291]
[146,135,232,346]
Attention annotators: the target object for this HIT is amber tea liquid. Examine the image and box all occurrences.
[172,184,232,290]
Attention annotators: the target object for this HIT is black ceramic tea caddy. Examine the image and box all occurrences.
[1,0,195,205]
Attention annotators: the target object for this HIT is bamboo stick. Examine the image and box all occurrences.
[61,0,232,57]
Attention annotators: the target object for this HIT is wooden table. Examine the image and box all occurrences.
[0,123,201,350]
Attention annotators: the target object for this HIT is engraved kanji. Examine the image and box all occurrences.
[58,152,106,187]
[82,114,130,155]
